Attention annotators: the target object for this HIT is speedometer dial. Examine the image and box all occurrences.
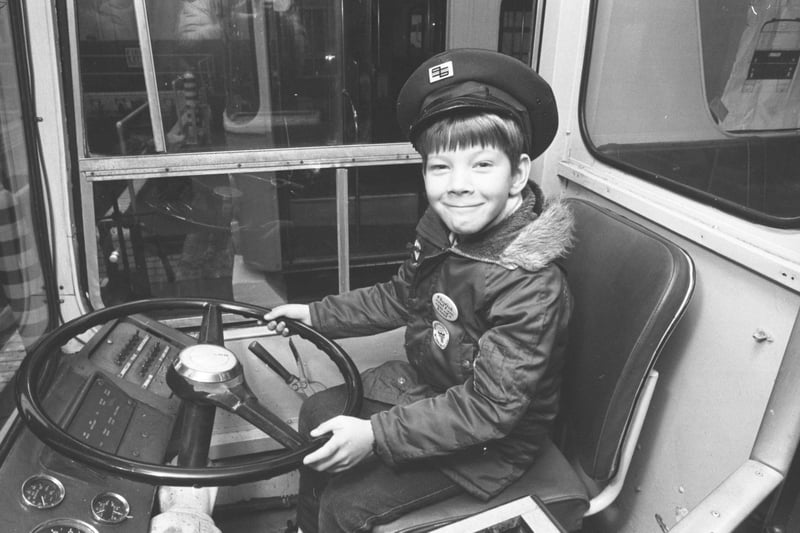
[31,518,99,533]
[21,474,65,509]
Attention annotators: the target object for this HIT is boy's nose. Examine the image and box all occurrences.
[446,170,473,194]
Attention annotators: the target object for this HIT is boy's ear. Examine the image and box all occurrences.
[510,154,532,195]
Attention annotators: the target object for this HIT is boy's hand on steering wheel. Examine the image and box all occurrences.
[303,416,376,473]
[264,304,312,336]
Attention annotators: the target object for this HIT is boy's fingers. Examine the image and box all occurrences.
[264,320,292,336]
[306,450,345,472]
[304,419,339,466]
[308,425,326,439]
[310,417,341,437]
[303,439,336,466]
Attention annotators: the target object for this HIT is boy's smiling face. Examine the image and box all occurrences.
[424,145,530,237]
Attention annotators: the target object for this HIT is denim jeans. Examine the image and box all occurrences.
[296,385,464,533]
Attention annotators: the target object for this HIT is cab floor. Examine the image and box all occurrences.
[214,507,295,532]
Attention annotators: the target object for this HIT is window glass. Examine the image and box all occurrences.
[345,164,426,292]
[95,175,237,303]
[76,0,447,155]
[584,0,800,225]
[0,6,50,394]
[96,165,424,307]
[499,0,537,64]
[77,0,150,155]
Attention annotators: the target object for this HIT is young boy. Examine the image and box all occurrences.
[265,48,574,533]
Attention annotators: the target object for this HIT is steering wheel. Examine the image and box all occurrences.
[15,298,363,486]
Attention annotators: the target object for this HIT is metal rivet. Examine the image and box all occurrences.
[753,329,773,343]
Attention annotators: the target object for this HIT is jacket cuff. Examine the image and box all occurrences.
[369,414,398,467]
[308,301,325,331]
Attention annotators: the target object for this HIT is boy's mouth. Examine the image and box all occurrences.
[444,203,482,209]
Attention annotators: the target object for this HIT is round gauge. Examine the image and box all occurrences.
[21,474,65,510]
[31,518,98,533]
[90,491,130,524]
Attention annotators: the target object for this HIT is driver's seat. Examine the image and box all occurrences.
[375,198,696,532]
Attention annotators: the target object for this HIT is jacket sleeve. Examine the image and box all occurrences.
[308,258,414,338]
[370,265,571,465]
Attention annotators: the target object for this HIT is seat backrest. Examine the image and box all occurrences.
[558,198,695,485]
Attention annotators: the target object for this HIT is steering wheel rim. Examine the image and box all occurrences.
[15,297,363,486]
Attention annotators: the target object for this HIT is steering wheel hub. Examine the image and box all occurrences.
[174,344,240,383]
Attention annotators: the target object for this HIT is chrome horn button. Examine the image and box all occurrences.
[173,344,240,383]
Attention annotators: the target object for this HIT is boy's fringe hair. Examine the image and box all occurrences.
[412,112,526,166]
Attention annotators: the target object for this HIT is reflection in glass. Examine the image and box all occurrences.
[76,0,447,155]
[77,0,152,155]
[0,6,50,399]
[95,166,423,306]
[499,0,537,65]
[221,0,337,149]
[95,175,236,304]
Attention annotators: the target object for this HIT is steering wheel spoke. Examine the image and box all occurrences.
[198,303,224,345]
[223,384,305,449]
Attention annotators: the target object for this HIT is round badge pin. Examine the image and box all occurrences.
[432,320,450,349]
[432,293,458,321]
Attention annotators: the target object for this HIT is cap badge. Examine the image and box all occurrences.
[428,60,454,83]
[432,293,458,321]
[432,320,450,349]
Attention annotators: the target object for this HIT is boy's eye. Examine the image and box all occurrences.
[475,161,494,168]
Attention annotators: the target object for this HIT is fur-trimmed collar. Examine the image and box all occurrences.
[416,184,574,272]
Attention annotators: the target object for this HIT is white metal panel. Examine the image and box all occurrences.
[535,2,800,530]
[25,1,88,322]
[562,185,800,533]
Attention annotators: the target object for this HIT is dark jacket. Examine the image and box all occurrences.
[309,185,574,499]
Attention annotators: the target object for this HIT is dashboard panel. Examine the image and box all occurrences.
[1,315,195,533]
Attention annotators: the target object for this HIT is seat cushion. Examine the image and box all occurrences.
[373,438,589,533]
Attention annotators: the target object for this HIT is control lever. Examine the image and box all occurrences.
[248,341,311,398]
